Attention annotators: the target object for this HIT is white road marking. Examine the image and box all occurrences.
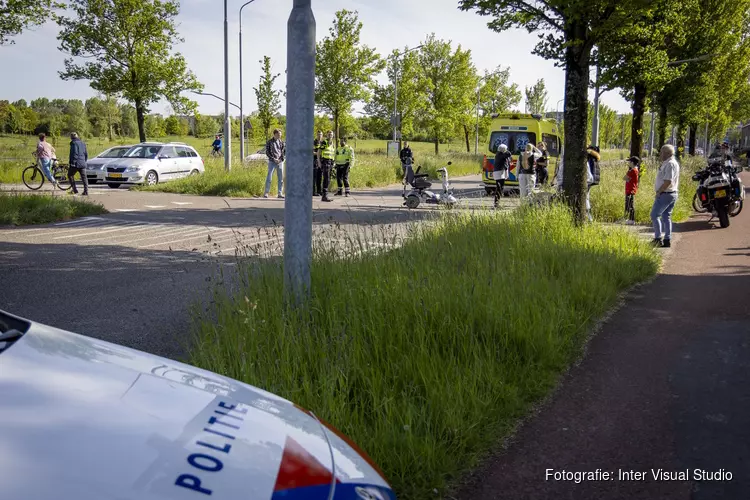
[171,202,193,205]
[124,226,213,246]
[114,209,139,212]
[137,228,234,249]
[52,222,155,240]
[144,205,166,208]
[54,217,105,226]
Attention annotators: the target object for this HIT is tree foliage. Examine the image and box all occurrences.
[56,0,203,142]
[0,0,59,45]
[254,55,282,140]
[315,9,384,144]
[524,78,548,114]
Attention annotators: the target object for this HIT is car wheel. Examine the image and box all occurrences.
[108,183,121,189]
[190,169,200,176]
[145,170,158,186]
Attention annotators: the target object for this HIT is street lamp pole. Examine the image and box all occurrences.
[283,0,315,304]
[555,98,564,125]
[239,0,258,164]
[223,0,231,172]
[191,91,240,111]
[592,62,601,148]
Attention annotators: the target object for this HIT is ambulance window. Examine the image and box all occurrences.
[543,133,561,157]
[489,132,536,155]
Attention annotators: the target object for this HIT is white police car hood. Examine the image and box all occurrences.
[0,313,395,500]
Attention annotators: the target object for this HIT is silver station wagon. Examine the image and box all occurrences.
[105,142,204,188]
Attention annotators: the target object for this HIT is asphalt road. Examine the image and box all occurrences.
[0,175,500,360]
[458,174,750,499]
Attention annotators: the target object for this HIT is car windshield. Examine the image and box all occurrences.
[124,145,161,159]
[100,147,130,159]
[489,131,537,155]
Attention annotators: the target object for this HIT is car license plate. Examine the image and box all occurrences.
[109,173,122,179]
[714,189,726,198]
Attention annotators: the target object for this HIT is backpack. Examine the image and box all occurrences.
[588,156,600,186]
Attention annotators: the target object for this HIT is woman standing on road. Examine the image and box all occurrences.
[518,142,542,201]
[493,144,511,208]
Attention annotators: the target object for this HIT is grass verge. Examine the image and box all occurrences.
[0,192,108,226]
[591,156,702,224]
[188,205,660,499]
[137,152,481,197]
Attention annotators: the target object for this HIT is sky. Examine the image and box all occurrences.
[0,0,633,117]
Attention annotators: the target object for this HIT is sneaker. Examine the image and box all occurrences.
[277,194,285,199]
[263,193,269,199]
[82,192,89,196]
[345,192,350,197]
[321,195,332,203]
[335,191,343,196]
[662,239,671,248]
[651,238,663,247]
[624,220,635,226]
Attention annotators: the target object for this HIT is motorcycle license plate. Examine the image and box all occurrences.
[714,189,726,198]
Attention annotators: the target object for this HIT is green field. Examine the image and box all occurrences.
[189,205,661,499]
[0,192,108,226]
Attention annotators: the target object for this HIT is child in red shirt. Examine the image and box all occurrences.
[623,156,640,224]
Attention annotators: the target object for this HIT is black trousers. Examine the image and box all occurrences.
[335,163,350,193]
[625,194,635,221]
[537,167,549,186]
[321,159,333,196]
[494,179,506,205]
[313,157,322,195]
[68,166,89,194]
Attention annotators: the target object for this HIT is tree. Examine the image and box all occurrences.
[417,34,477,154]
[62,99,89,136]
[525,79,548,114]
[315,10,384,145]
[253,55,282,140]
[476,66,522,144]
[194,113,219,138]
[459,0,653,223]
[86,95,120,139]
[120,104,138,137]
[0,0,59,45]
[145,114,166,137]
[56,0,203,143]
[165,115,188,136]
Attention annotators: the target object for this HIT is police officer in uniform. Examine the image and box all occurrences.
[317,130,335,202]
[334,138,354,196]
[313,130,323,196]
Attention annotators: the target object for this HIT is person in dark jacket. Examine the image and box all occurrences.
[313,130,323,196]
[399,141,414,182]
[535,141,549,186]
[493,143,512,208]
[68,132,89,196]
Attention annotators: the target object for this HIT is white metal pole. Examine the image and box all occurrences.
[223,0,231,172]
[239,26,244,162]
[592,63,601,147]
[284,0,315,303]
[475,85,480,155]
[648,111,655,157]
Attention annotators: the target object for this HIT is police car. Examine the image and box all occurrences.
[0,310,395,500]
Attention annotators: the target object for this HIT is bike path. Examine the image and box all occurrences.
[459,173,750,500]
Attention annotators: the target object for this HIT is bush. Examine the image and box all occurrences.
[0,192,108,226]
[189,205,660,499]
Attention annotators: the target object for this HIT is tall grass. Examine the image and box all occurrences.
[0,192,108,226]
[591,156,702,223]
[189,205,660,499]
[138,152,481,197]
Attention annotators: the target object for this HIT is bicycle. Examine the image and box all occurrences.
[22,153,72,191]
[208,147,222,158]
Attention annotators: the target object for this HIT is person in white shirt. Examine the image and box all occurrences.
[518,143,542,201]
[650,144,680,248]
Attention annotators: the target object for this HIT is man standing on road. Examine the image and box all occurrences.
[36,133,57,188]
[334,138,354,197]
[400,141,414,181]
[264,129,285,199]
[68,132,89,196]
[650,144,680,248]
[313,130,323,197]
[317,130,335,202]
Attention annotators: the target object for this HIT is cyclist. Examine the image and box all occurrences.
[36,133,57,187]
[211,135,222,156]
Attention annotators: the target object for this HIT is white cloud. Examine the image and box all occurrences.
[0,0,632,117]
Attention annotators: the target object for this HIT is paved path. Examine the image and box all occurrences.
[458,174,750,499]
[1,175,506,360]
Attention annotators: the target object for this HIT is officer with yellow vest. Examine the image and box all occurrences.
[316,130,336,202]
[312,130,323,197]
[334,138,355,196]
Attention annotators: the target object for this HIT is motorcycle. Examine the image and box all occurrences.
[403,162,458,209]
[691,158,744,228]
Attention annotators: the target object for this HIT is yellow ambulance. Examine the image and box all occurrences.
[481,113,562,194]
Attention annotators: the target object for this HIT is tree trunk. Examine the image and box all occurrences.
[463,124,471,153]
[689,123,697,156]
[676,117,686,160]
[434,134,439,155]
[333,111,339,147]
[657,99,667,150]
[561,25,591,225]
[630,83,647,157]
[135,100,146,143]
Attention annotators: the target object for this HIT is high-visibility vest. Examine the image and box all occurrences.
[320,140,335,160]
[335,146,354,165]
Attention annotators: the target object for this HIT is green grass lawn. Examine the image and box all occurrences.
[189,205,660,499]
[0,192,108,226]
[591,155,702,224]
